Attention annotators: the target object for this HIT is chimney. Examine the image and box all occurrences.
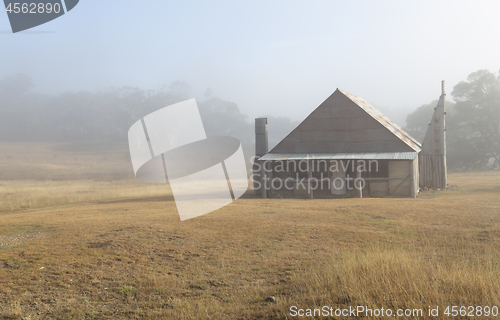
[420,81,447,189]
[255,118,268,157]
[253,118,268,195]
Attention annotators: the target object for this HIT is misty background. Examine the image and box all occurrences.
[1,1,500,171]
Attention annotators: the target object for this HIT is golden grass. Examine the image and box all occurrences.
[1,143,500,319]
[0,179,171,212]
[0,141,132,181]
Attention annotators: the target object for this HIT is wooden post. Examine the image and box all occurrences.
[268,161,273,194]
[356,160,362,198]
[308,160,313,199]
[410,159,416,198]
[261,161,267,199]
[443,155,447,188]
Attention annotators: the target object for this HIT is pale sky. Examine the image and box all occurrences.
[1,0,500,126]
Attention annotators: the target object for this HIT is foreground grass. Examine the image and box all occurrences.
[0,171,499,319]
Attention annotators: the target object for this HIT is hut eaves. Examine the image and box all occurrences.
[259,151,418,161]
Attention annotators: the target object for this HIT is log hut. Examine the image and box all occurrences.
[253,84,446,199]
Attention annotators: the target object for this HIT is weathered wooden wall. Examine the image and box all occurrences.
[389,161,411,197]
[418,154,447,189]
[255,159,418,199]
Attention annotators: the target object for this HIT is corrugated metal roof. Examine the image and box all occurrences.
[259,152,418,161]
[338,89,422,152]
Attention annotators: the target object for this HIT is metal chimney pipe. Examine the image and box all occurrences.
[255,118,268,157]
[442,80,445,95]
[253,118,268,196]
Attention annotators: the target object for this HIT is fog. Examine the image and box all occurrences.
[1,0,500,141]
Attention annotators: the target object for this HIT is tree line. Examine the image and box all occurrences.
[1,70,498,171]
[0,74,298,155]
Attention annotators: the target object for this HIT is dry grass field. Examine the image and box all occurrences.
[1,142,500,319]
